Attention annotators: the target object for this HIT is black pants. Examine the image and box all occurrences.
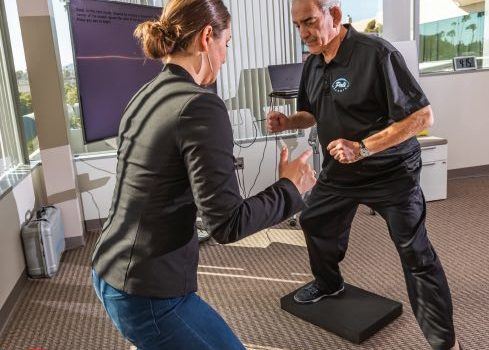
[299,182,455,350]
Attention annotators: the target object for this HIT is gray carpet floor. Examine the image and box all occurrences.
[1,177,488,349]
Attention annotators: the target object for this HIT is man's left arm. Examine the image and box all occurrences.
[329,49,433,164]
[328,105,433,163]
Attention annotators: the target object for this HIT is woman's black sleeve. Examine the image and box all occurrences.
[177,93,304,244]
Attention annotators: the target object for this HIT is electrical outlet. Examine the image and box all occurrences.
[235,157,244,170]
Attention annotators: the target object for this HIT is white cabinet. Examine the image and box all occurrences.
[418,137,448,201]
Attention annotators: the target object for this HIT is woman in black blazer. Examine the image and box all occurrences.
[91,0,316,349]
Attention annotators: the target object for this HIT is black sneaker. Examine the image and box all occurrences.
[293,281,345,304]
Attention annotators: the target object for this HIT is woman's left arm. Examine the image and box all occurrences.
[178,93,303,244]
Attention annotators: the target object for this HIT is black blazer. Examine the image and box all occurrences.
[92,64,303,298]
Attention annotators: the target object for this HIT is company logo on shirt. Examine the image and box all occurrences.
[332,78,350,93]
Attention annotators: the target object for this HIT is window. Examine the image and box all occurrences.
[3,1,38,162]
[343,0,383,35]
[419,0,487,74]
[0,3,24,178]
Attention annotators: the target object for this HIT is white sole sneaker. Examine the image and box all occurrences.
[293,284,345,304]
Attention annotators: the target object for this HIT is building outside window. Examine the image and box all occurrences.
[419,0,488,74]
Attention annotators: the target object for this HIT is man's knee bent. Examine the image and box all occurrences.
[398,244,438,272]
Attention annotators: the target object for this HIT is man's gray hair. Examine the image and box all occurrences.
[317,0,341,11]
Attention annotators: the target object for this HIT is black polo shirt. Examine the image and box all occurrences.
[298,25,430,196]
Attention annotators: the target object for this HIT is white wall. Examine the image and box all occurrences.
[75,155,117,221]
[383,0,413,42]
[234,134,312,198]
[420,71,489,169]
[0,167,45,311]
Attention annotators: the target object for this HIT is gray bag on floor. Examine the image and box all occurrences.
[21,206,65,278]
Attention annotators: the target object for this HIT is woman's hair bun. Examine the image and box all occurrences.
[134,0,231,60]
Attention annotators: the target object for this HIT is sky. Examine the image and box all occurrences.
[342,0,383,23]
[5,0,74,71]
[4,0,28,71]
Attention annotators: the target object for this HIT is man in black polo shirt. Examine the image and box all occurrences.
[267,1,461,349]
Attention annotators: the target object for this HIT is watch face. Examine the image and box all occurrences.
[360,148,369,157]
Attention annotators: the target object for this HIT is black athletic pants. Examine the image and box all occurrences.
[299,181,456,350]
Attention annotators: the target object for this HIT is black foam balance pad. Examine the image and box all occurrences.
[280,283,403,344]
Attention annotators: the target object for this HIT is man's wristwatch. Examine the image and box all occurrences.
[358,140,371,158]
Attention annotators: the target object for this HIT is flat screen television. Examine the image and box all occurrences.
[69,0,163,143]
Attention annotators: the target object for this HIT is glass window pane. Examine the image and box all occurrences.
[419,0,487,74]
[4,0,39,161]
[0,3,24,178]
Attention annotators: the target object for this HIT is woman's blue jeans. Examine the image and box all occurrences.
[92,269,245,350]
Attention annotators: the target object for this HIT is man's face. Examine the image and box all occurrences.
[292,0,342,55]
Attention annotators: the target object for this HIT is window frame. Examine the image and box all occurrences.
[416,0,489,76]
[0,2,29,178]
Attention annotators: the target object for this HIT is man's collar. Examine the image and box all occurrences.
[331,24,356,65]
[315,24,357,68]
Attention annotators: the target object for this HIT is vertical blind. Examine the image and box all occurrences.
[219,0,301,142]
